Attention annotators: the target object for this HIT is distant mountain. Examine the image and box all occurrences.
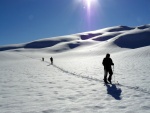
[0,24,150,51]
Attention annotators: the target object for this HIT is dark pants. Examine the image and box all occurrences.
[51,60,53,65]
[104,68,113,83]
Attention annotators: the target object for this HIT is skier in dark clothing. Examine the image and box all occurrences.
[102,53,114,84]
[50,57,53,65]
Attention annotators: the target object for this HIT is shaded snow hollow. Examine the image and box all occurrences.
[0,24,150,113]
[0,25,150,52]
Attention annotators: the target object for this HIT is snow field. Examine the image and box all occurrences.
[1,49,150,113]
[0,24,150,113]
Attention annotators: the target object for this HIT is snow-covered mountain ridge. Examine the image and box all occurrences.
[0,24,150,113]
[0,24,150,52]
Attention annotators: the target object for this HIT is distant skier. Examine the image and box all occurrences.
[42,57,44,61]
[102,53,114,84]
[50,57,53,65]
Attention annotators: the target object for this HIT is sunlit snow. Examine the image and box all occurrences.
[0,25,150,113]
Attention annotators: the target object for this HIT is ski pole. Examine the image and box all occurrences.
[113,65,115,83]
[113,65,119,85]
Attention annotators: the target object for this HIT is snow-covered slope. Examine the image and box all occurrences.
[0,24,150,52]
[0,25,150,113]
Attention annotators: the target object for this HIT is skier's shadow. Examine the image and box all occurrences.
[105,84,122,100]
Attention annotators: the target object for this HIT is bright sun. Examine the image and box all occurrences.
[84,0,92,8]
[75,0,99,17]
[83,0,98,9]
[76,0,99,9]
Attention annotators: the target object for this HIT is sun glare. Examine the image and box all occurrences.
[75,0,100,29]
[84,0,92,9]
[76,0,99,9]
[83,0,98,9]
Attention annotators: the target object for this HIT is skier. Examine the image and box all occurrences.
[42,57,44,61]
[102,53,114,84]
[50,57,53,65]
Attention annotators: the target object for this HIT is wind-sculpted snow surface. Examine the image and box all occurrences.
[91,32,122,41]
[0,35,80,51]
[0,24,150,52]
[97,25,134,32]
[24,36,80,49]
[0,49,150,113]
[0,24,150,113]
[114,28,150,48]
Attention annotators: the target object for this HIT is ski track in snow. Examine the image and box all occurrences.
[17,52,150,95]
[0,51,150,113]
[0,25,150,113]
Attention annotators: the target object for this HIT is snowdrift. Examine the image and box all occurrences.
[0,25,150,52]
[114,28,150,48]
[0,24,150,113]
[0,24,150,52]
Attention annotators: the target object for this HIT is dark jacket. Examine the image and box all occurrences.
[102,57,114,70]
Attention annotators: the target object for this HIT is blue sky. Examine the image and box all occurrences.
[0,0,150,46]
